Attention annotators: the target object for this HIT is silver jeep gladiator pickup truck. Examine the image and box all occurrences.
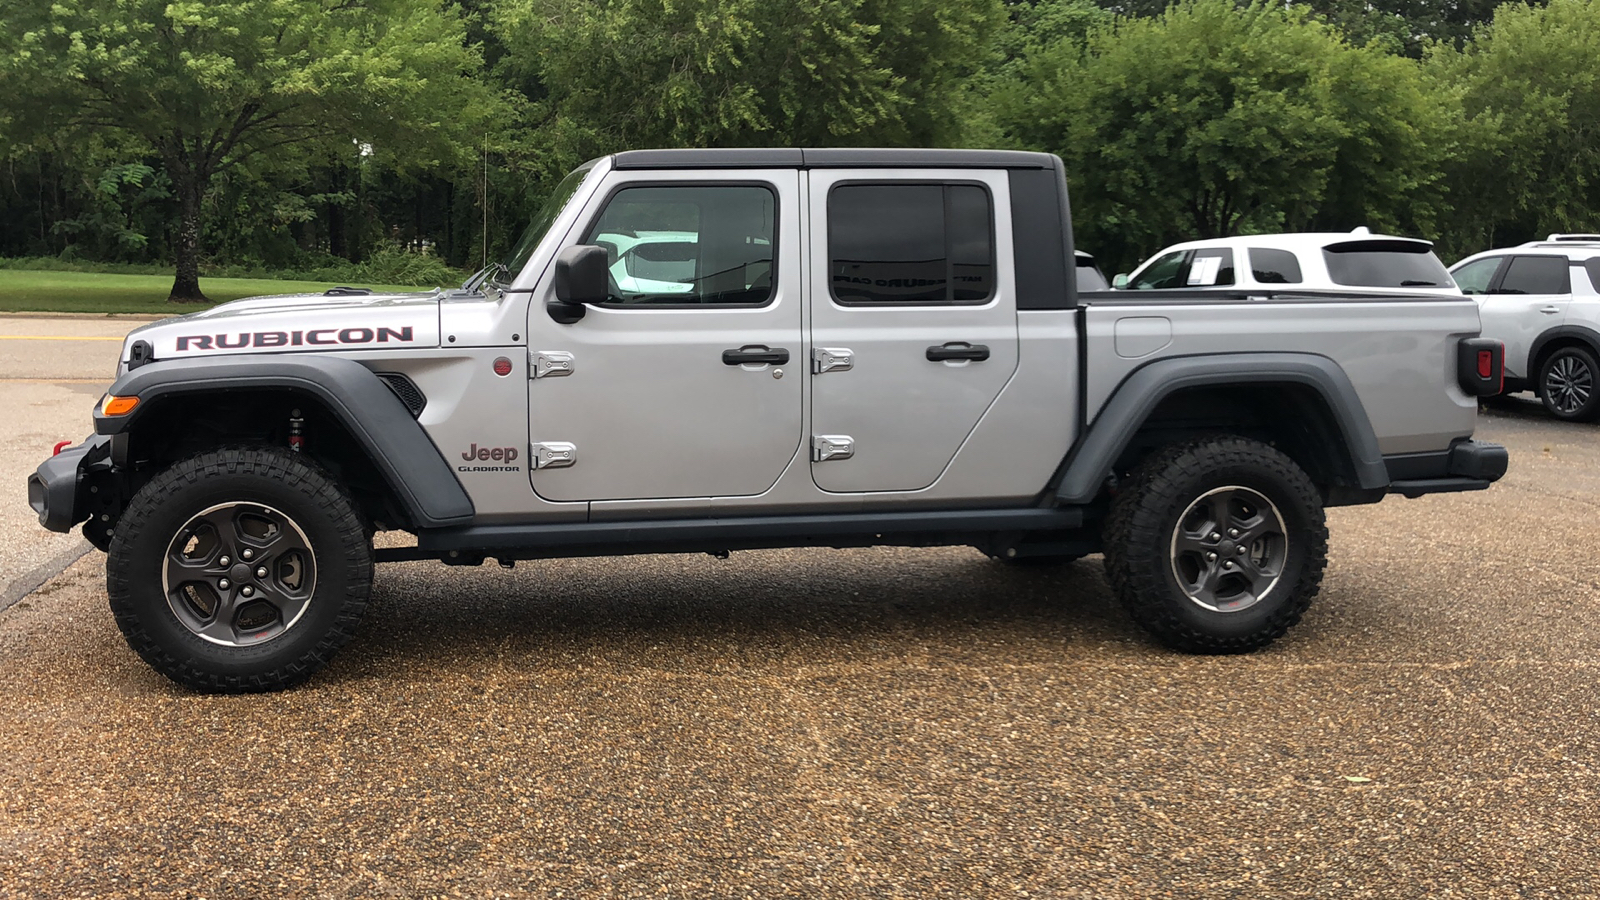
[29,149,1508,692]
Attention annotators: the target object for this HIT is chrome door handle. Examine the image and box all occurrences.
[926,342,990,362]
[1540,306,1562,314]
[722,345,790,365]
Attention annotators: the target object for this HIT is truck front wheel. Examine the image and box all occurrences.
[1103,437,1327,653]
[106,447,373,692]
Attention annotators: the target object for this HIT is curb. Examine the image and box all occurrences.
[0,539,93,614]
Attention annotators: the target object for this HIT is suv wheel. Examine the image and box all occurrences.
[107,447,373,692]
[1103,436,1328,653]
[1538,346,1600,421]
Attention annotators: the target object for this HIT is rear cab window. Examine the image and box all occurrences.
[1322,239,1453,289]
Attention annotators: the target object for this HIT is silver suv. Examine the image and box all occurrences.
[1452,235,1600,420]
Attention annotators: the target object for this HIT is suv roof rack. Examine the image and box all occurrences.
[1546,233,1600,242]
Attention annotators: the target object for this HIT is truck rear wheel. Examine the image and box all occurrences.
[1103,436,1327,653]
[106,447,372,692]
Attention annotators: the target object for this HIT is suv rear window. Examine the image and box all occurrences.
[1249,248,1302,284]
[1495,256,1570,294]
[1322,240,1452,288]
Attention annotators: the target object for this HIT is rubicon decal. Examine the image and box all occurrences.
[175,326,414,351]
[458,443,521,473]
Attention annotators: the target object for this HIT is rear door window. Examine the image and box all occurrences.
[1248,248,1302,284]
[828,183,994,304]
[1128,248,1235,289]
[1493,255,1571,294]
[1322,239,1453,288]
[1185,248,1235,286]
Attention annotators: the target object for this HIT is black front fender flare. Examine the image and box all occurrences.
[1055,353,1389,504]
[95,355,474,528]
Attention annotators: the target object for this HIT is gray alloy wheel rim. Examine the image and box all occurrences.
[1168,485,1288,614]
[161,502,318,647]
[1545,353,1593,415]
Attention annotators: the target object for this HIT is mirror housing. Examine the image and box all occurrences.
[549,244,610,323]
[1112,273,1130,289]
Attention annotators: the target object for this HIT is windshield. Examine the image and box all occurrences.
[495,161,596,284]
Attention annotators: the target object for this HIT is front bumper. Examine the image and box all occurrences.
[27,435,112,533]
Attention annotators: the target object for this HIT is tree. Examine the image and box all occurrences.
[993,0,1453,269]
[0,0,502,301]
[1427,0,1600,257]
[491,0,1004,161]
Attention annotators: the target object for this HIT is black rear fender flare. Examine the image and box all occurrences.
[1054,353,1389,504]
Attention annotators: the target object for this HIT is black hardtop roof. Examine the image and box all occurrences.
[610,148,1059,171]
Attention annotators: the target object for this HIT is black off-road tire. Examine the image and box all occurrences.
[106,447,373,692]
[1538,345,1600,421]
[1103,436,1327,654]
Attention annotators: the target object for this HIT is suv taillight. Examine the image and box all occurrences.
[1457,338,1504,396]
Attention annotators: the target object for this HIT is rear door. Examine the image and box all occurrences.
[805,169,1019,493]
[526,170,803,502]
[1479,254,1571,379]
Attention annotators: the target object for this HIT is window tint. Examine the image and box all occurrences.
[1494,255,1571,295]
[1249,248,1302,284]
[1451,257,1503,295]
[829,184,994,304]
[1130,251,1187,289]
[1323,240,1452,288]
[584,185,775,305]
[1586,259,1600,294]
[1186,248,1235,286]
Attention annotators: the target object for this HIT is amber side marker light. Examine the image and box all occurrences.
[101,395,139,416]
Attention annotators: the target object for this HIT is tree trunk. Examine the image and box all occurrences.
[169,178,209,303]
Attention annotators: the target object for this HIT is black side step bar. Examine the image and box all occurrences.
[379,507,1084,563]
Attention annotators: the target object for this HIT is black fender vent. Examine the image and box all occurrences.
[376,372,426,417]
[127,339,156,370]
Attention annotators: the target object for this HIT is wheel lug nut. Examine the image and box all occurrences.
[1206,552,1218,561]
[256,566,268,579]
[218,579,230,589]
[1237,546,1247,555]
[1228,528,1239,538]
[219,556,231,566]
[1209,532,1220,541]
[241,586,254,597]
[1223,561,1234,569]
[241,549,254,560]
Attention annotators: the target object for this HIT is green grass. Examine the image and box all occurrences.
[0,270,428,315]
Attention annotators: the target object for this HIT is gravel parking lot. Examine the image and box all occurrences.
[2,326,1596,897]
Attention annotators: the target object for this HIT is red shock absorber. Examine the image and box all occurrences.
[288,409,305,452]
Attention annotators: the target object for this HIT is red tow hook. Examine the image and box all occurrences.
[52,440,72,456]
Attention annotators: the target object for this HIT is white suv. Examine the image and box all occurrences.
[1113,230,1460,295]
[1451,235,1600,421]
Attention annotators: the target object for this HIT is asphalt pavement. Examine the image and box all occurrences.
[1,326,1597,897]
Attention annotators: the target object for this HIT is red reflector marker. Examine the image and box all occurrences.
[1477,350,1493,379]
[492,357,513,377]
[52,440,72,456]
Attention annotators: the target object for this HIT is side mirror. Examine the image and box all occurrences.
[1112,273,1129,289]
[549,244,609,323]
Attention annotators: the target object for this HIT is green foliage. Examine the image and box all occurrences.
[1427,0,1600,256]
[494,0,1004,158]
[994,0,1455,268]
[0,0,504,297]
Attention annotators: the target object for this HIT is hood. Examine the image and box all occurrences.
[120,289,444,370]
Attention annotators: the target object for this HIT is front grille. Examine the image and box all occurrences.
[376,372,426,417]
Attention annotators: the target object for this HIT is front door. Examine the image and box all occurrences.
[806,170,1020,494]
[526,171,803,502]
